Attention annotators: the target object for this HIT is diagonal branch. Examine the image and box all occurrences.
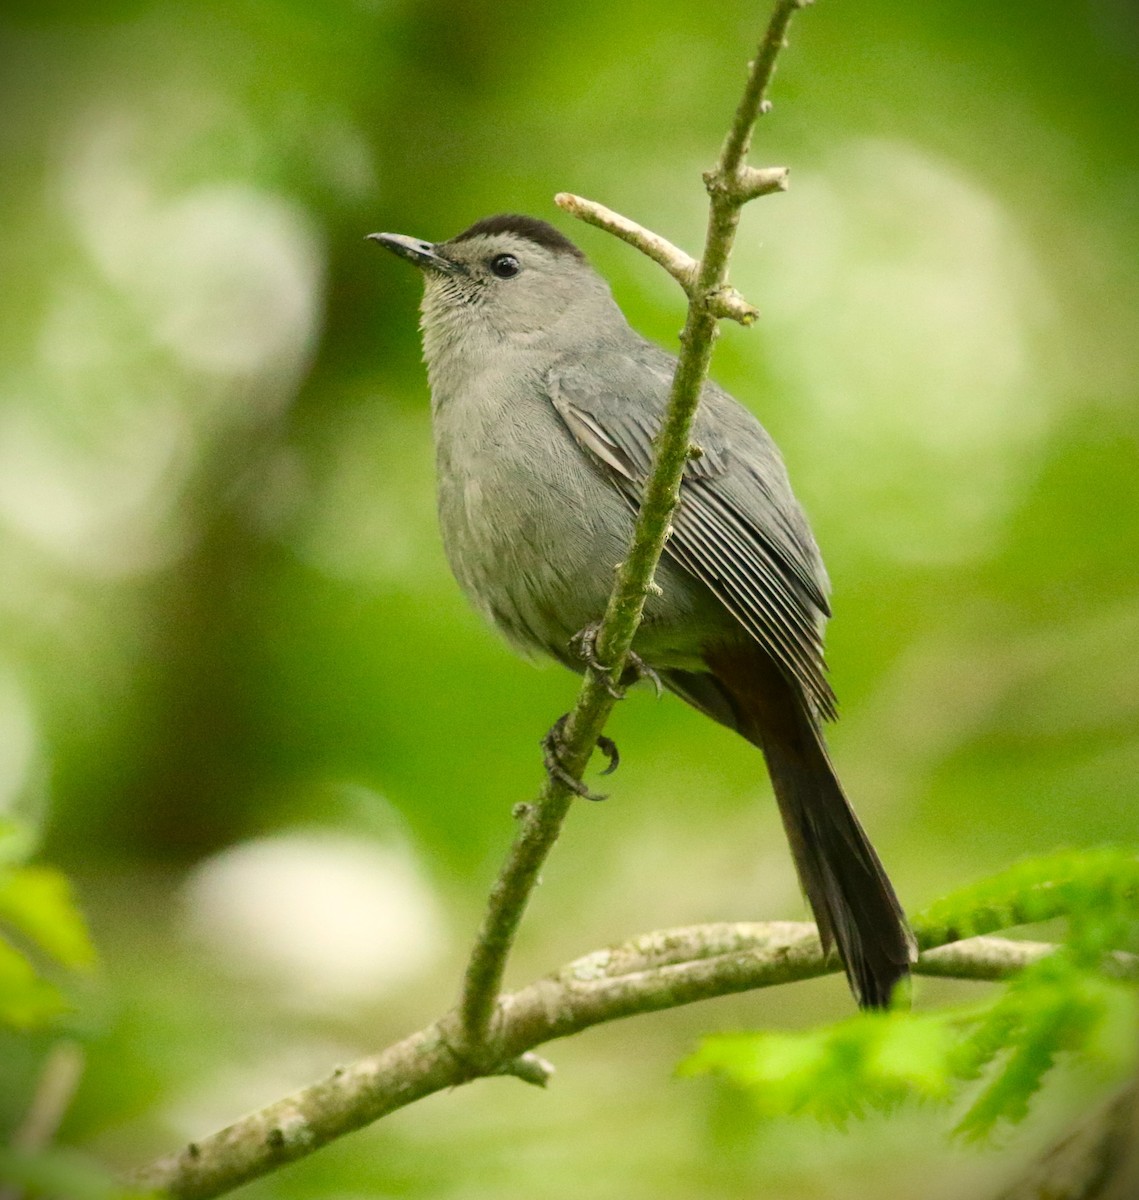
[133,925,1059,1200]
[553,192,769,324]
[134,4,835,1197]
[458,0,811,1059]
[553,193,701,295]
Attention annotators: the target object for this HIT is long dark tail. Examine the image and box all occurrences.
[759,715,915,1007]
[668,651,916,1009]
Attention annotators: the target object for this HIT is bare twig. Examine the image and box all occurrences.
[553,193,764,324]
[732,164,791,201]
[133,926,1042,1200]
[458,0,810,1060]
[553,193,699,293]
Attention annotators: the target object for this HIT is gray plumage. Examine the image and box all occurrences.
[370,214,915,1007]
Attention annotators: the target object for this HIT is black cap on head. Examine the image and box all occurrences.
[449,214,585,261]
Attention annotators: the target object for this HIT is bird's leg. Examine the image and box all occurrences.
[569,622,663,699]
[540,714,618,802]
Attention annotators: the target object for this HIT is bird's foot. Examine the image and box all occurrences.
[540,714,618,802]
[569,623,663,699]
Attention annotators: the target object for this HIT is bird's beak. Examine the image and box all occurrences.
[366,232,466,275]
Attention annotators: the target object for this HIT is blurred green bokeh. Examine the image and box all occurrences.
[1,0,1137,1196]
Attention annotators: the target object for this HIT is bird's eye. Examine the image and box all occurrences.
[489,253,521,279]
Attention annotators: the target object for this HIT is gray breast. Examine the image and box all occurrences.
[431,365,633,661]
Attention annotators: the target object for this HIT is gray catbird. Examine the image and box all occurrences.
[369,213,916,1008]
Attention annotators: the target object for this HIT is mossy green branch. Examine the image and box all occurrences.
[459,0,812,1056]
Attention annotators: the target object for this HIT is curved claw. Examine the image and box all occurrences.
[569,622,663,699]
[634,656,664,699]
[571,624,626,699]
[597,734,620,776]
[541,716,608,801]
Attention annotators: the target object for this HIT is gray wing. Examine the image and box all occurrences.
[548,342,837,721]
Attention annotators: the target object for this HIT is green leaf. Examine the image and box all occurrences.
[682,1011,959,1126]
[952,955,1138,1140]
[680,1027,830,1087]
[913,847,1139,950]
[0,936,68,1029]
[0,865,97,971]
[682,943,1138,1141]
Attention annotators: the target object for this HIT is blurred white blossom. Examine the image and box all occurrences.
[181,825,447,1012]
[746,137,1056,565]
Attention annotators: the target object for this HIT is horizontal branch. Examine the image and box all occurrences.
[133,924,1060,1200]
[913,936,1054,980]
[704,163,790,203]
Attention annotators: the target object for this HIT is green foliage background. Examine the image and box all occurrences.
[0,0,1137,1196]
